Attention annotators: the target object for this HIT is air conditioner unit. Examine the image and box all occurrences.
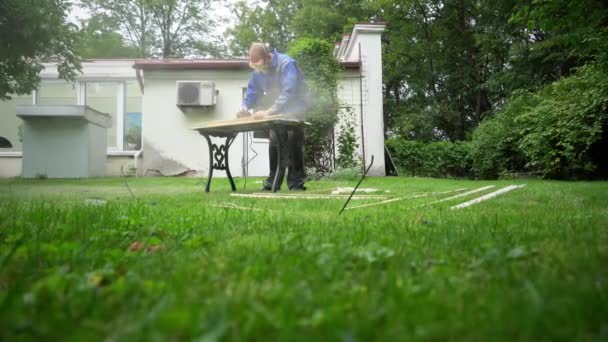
[176,81,216,107]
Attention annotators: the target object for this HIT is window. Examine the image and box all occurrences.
[36,81,77,105]
[83,80,142,151]
[124,81,142,151]
[85,82,121,149]
[0,79,142,153]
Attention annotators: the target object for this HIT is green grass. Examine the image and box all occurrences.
[0,177,607,340]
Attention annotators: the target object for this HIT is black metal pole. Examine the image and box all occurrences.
[339,155,374,215]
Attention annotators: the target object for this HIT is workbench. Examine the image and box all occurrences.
[193,116,307,192]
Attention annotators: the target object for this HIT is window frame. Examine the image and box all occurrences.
[36,78,141,153]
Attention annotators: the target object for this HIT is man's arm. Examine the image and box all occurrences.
[267,61,300,115]
[243,73,261,110]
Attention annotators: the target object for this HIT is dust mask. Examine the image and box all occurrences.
[249,59,270,73]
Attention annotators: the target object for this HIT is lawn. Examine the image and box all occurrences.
[0,176,607,340]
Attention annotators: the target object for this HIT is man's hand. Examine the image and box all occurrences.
[253,109,272,120]
[236,108,251,118]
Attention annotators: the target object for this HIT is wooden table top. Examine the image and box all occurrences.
[192,116,308,135]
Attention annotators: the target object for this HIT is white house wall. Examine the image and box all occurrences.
[0,156,21,178]
[340,25,386,176]
[336,71,363,163]
[141,70,251,177]
[40,60,138,80]
[0,155,140,178]
[360,33,386,176]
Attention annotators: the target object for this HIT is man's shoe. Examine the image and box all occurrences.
[289,185,307,191]
[260,185,280,191]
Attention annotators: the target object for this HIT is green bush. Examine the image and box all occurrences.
[336,106,360,169]
[386,140,425,176]
[469,92,534,179]
[517,62,608,178]
[386,139,472,178]
[422,141,472,178]
[288,38,340,174]
[470,60,608,179]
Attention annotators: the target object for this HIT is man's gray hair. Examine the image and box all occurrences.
[250,42,271,55]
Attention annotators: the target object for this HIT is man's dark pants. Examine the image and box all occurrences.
[264,126,306,190]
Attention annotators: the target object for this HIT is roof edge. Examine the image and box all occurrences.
[133,59,359,71]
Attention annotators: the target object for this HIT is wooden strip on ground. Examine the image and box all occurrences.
[344,188,469,211]
[344,194,429,210]
[230,193,389,200]
[422,185,496,206]
[209,203,264,211]
[450,185,526,210]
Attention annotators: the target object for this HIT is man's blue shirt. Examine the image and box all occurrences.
[243,49,308,116]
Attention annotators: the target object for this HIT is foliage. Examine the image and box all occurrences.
[376,0,516,141]
[517,61,608,178]
[81,0,155,57]
[327,166,361,180]
[470,55,608,179]
[226,0,297,55]
[469,92,534,179]
[507,0,608,84]
[386,140,425,176]
[378,0,608,141]
[386,139,471,178]
[0,0,81,100]
[226,0,372,56]
[76,15,140,59]
[336,106,360,169]
[287,38,341,174]
[126,126,142,151]
[148,0,216,58]
[81,0,219,58]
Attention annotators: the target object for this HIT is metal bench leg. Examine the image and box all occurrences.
[203,134,214,192]
[271,130,281,192]
[224,135,237,192]
[203,133,237,192]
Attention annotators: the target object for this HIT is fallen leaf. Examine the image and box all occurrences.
[128,241,145,252]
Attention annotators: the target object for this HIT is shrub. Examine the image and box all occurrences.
[469,92,534,179]
[288,38,340,175]
[470,59,608,179]
[422,141,472,178]
[386,139,425,176]
[517,62,608,178]
[386,139,472,178]
[335,106,360,169]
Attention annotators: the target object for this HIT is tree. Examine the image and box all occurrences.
[82,0,219,58]
[0,0,81,100]
[503,0,608,89]
[226,0,299,55]
[148,0,216,58]
[81,0,155,57]
[378,0,608,142]
[76,15,140,59]
[226,0,371,56]
[375,0,518,141]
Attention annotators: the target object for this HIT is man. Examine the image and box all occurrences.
[237,43,309,191]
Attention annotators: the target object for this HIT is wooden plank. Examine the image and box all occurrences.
[193,115,308,135]
[230,193,389,200]
[421,186,496,207]
[450,185,526,210]
[344,188,469,211]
